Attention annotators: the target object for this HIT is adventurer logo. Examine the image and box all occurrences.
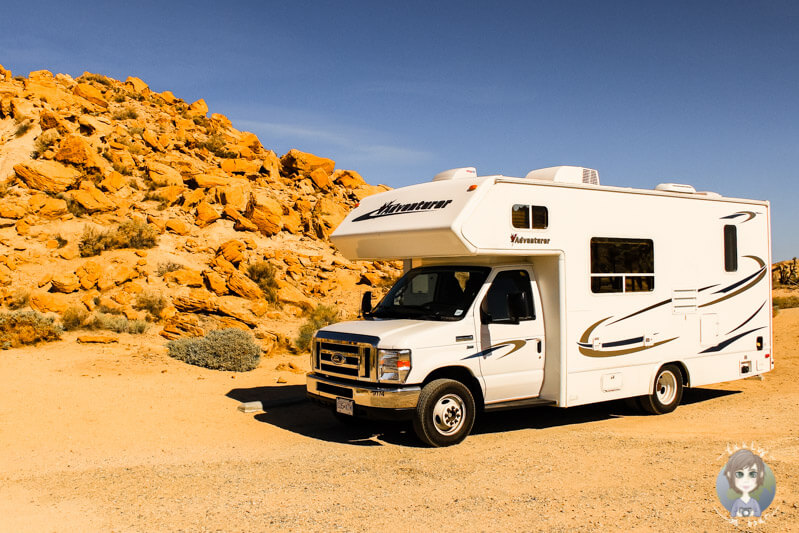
[353,199,453,222]
[510,234,550,244]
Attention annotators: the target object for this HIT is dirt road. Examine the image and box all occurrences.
[1,309,798,532]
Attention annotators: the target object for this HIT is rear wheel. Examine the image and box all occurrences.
[639,364,683,415]
[413,379,476,447]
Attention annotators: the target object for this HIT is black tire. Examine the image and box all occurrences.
[639,364,683,415]
[412,379,475,447]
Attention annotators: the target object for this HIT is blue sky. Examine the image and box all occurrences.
[2,1,797,259]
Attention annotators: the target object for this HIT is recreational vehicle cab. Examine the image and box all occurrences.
[306,166,773,447]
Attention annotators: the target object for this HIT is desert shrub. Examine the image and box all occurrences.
[112,93,126,103]
[58,194,88,217]
[79,220,158,257]
[0,310,62,349]
[246,262,279,304]
[157,261,184,276]
[80,73,112,86]
[6,290,30,310]
[773,295,799,310]
[167,328,261,371]
[294,305,339,351]
[128,126,144,136]
[86,312,147,334]
[14,121,32,137]
[95,303,125,316]
[55,235,68,248]
[112,107,138,120]
[31,135,59,158]
[199,134,236,158]
[112,162,133,176]
[134,292,167,321]
[61,306,89,331]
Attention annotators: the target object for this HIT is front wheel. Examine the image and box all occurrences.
[413,379,476,447]
[639,364,683,415]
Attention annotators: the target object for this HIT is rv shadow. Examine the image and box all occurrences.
[226,385,420,447]
[474,387,741,435]
[226,386,740,447]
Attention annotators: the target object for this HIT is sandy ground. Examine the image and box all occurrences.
[1,308,798,532]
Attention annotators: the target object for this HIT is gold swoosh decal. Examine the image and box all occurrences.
[699,269,766,308]
[579,317,612,344]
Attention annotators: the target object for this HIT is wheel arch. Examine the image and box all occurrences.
[422,366,484,410]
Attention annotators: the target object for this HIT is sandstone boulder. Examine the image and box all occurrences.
[195,201,221,227]
[227,272,263,300]
[14,160,81,193]
[76,260,102,289]
[311,197,348,239]
[125,76,149,94]
[192,173,230,188]
[280,149,335,177]
[71,182,116,212]
[172,289,217,313]
[160,314,205,340]
[164,268,204,287]
[29,292,70,314]
[187,99,208,116]
[277,283,314,312]
[218,240,245,264]
[39,110,72,134]
[50,273,81,293]
[165,218,190,235]
[99,171,126,192]
[77,335,119,344]
[73,82,108,108]
[147,161,183,187]
[203,270,228,295]
[332,169,366,188]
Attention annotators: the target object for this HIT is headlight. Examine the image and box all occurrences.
[378,349,411,383]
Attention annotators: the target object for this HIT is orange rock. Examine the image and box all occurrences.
[173,289,217,313]
[195,201,221,227]
[29,292,70,314]
[0,200,26,219]
[50,273,81,293]
[54,135,104,169]
[192,173,230,188]
[309,168,331,189]
[218,183,252,212]
[147,161,183,187]
[38,273,53,288]
[164,268,204,287]
[73,82,108,108]
[39,110,72,134]
[281,207,302,234]
[221,158,261,175]
[159,314,205,339]
[99,171,126,192]
[218,240,245,264]
[187,99,208,116]
[71,182,115,212]
[142,129,164,151]
[181,189,205,210]
[203,270,229,295]
[160,90,176,103]
[331,169,366,188]
[222,206,258,232]
[76,260,102,289]
[125,76,149,94]
[248,205,281,236]
[280,149,335,177]
[277,283,314,312]
[311,197,348,239]
[165,218,190,235]
[156,185,186,205]
[227,271,263,300]
[13,160,81,193]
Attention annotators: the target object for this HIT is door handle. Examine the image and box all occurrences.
[537,340,542,353]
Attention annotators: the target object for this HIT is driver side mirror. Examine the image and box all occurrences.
[361,291,373,317]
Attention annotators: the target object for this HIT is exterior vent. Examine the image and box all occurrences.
[524,166,600,185]
[433,167,477,181]
[655,183,696,194]
[582,168,599,185]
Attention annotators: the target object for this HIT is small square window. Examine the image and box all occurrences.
[512,204,529,228]
[532,206,548,229]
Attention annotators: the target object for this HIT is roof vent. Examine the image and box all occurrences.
[524,166,600,185]
[433,167,477,181]
[655,183,696,194]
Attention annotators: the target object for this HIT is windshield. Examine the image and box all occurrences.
[370,266,490,321]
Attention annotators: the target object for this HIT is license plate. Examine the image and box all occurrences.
[336,397,354,416]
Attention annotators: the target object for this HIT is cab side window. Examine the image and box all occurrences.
[481,270,535,323]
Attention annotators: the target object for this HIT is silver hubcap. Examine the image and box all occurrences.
[656,370,678,405]
[432,394,466,436]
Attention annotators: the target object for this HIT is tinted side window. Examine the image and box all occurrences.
[724,225,738,272]
[590,237,654,293]
[481,270,535,323]
[532,206,548,229]
[512,204,529,228]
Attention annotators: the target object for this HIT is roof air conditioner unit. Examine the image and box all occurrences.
[433,167,477,181]
[524,166,600,185]
[655,183,696,194]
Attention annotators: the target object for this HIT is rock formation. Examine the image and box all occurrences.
[0,66,400,352]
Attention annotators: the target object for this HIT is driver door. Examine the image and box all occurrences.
[476,267,545,403]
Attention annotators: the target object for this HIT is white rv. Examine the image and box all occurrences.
[306,166,773,447]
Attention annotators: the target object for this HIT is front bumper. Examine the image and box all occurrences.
[306,373,421,409]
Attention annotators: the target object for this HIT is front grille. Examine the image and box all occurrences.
[316,382,353,398]
[313,334,377,382]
